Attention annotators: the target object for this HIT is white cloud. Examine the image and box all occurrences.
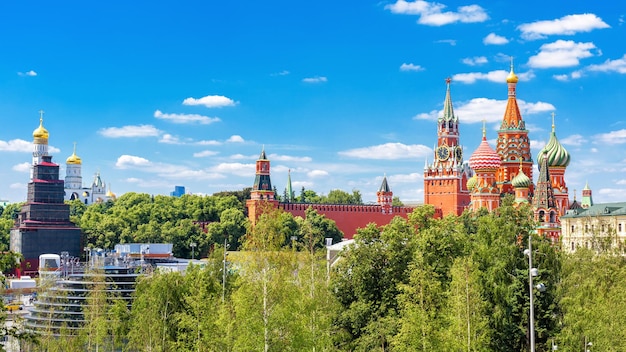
[483,33,509,45]
[435,39,456,46]
[462,56,488,66]
[10,183,25,190]
[453,69,534,84]
[99,125,161,138]
[308,170,329,178]
[17,70,37,77]
[528,40,598,69]
[12,162,30,173]
[193,150,219,158]
[453,70,508,83]
[338,142,431,160]
[154,110,221,124]
[182,95,236,108]
[302,76,328,83]
[115,155,152,169]
[0,139,33,152]
[400,63,425,71]
[268,154,312,162]
[159,134,183,145]
[560,134,586,146]
[385,1,488,26]
[388,172,422,183]
[593,129,626,145]
[518,13,610,40]
[211,162,255,177]
[271,70,290,76]
[196,140,222,146]
[415,98,555,124]
[586,54,626,74]
[227,135,245,143]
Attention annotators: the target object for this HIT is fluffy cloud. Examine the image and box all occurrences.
[154,110,221,124]
[461,56,488,66]
[115,155,152,169]
[302,76,328,83]
[17,70,37,77]
[196,140,222,146]
[269,154,312,162]
[226,135,245,143]
[12,162,30,173]
[528,40,598,69]
[518,13,610,40]
[211,162,255,177]
[193,150,219,158]
[560,134,586,146]
[159,134,182,144]
[593,129,626,145]
[0,139,33,152]
[400,63,425,71]
[308,170,329,178]
[338,143,431,160]
[586,54,626,74]
[99,125,161,138]
[452,69,534,84]
[483,33,509,45]
[415,98,555,124]
[182,95,236,108]
[385,1,488,26]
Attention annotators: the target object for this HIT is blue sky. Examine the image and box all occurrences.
[1,1,625,205]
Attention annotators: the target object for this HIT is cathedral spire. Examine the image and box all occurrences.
[441,77,456,122]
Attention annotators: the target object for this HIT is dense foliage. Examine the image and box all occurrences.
[4,194,626,351]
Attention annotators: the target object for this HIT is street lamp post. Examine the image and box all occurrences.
[525,235,536,352]
[190,242,197,260]
[222,238,229,303]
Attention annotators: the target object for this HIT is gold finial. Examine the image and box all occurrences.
[506,56,519,83]
[519,157,523,171]
[482,120,486,138]
[551,112,556,132]
[39,109,44,123]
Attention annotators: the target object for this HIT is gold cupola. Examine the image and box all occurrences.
[33,112,49,143]
[506,58,519,84]
[66,142,82,165]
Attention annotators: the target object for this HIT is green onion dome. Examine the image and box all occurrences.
[512,166,532,188]
[538,124,570,168]
[467,174,477,191]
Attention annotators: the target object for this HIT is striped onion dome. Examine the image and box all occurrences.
[538,123,570,168]
[512,166,532,188]
[469,131,501,170]
[466,174,477,191]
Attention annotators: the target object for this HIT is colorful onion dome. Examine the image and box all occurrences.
[506,59,519,84]
[512,165,532,189]
[33,116,49,141]
[469,126,501,170]
[66,143,82,165]
[466,174,477,191]
[538,119,570,168]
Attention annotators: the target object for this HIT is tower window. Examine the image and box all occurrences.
[620,223,623,232]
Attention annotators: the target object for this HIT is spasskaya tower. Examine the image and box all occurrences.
[423,78,472,216]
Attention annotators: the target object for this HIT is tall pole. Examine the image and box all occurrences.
[529,234,536,352]
[222,238,227,303]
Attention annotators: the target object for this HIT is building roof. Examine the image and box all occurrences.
[469,126,501,170]
[562,202,626,218]
[538,116,570,168]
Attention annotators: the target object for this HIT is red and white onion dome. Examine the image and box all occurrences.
[469,135,501,170]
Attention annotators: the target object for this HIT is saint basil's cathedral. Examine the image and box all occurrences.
[248,63,572,242]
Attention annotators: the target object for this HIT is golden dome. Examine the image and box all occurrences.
[506,59,518,84]
[106,184,116,199]
[33,115,49,141]
[66,143,82,165]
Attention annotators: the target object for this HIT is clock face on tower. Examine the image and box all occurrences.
[437,146,449,161]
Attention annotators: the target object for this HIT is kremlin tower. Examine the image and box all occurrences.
[11,114,82,273]
[468,124,502,212]
[64,143,114,204]
[423,78,472,216]
[495,61,533,194]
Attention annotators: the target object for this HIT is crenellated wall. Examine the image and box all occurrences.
[279,203,415,239]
